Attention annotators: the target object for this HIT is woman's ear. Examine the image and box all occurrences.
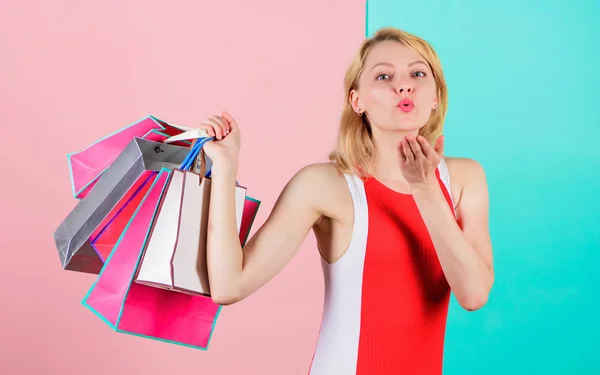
[349,89,364,114]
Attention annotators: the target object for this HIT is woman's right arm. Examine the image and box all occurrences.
[208,161,323,305]
[200,112,325,305]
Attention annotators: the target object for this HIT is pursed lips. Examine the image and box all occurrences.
[397,98,414,112]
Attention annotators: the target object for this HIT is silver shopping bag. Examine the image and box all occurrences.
[53,137,207,274]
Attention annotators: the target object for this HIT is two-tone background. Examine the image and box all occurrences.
[1,1,598,373]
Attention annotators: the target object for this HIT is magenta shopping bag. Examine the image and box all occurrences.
[82,167,221,349]
[68,115,190,199]
[89,170,156,262]
[144,129,192,147]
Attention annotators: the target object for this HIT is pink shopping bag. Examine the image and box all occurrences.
[75,130,192,201]
[68,115,189,199]
[82,170,168,326]
[144,129,192,147]
[89,171,156,262]
[81,168,222,349]
[82,135,261,349]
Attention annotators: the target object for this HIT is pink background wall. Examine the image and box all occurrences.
[0,1,365,374]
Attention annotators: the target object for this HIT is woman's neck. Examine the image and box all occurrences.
[371,128,419,183]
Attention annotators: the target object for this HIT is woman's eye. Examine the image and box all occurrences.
[376,73,390,80]
[413,71,426,78]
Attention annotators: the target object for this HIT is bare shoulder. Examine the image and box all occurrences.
[444,157,488,220]
[444,156,486,182]
[443,157,494,277]
[286,161,350,220]
[290,161,342,183]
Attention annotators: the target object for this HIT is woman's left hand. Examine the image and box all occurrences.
[398,134,444,187]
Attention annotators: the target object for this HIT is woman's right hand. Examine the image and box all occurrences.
[195,111,241,166]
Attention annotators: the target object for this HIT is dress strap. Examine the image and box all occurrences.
[437,158,456,216]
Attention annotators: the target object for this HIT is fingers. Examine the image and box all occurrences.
[399,139,407,162]
[401,137,415,163]
[210,115,230,134]
[206,116,226,140]
[221,111,239,132]
[416,135,435,159]
[400,135,442,183]
[402,135,442,163]
[199,115,228,140]
[407,135,424,159]
[197,111,238,141]
[196,121,216,138]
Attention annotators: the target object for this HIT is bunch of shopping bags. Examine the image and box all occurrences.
[52,115,260,350]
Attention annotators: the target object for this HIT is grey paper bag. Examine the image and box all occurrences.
[53,137,197,274]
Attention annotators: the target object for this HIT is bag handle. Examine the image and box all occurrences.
[170,128,216,178]
[179,136,213,176]
[171,128,238,184]
[163,128,210,144]
[190,138,211,178]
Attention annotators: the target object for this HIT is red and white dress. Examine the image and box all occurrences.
[308,159,456,375]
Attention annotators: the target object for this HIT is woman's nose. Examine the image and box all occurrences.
[396,84,413,94]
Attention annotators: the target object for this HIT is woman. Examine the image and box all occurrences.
[197,27,494,374]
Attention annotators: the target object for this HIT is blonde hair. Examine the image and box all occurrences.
[328,27,448,178]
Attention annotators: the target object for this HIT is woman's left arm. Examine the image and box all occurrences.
[401,135,494,311]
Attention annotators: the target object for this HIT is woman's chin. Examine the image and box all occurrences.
[389,120,423,132]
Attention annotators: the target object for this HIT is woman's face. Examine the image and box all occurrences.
[351,41,438,133]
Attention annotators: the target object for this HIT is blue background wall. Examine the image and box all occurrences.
[368,1,600,373]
